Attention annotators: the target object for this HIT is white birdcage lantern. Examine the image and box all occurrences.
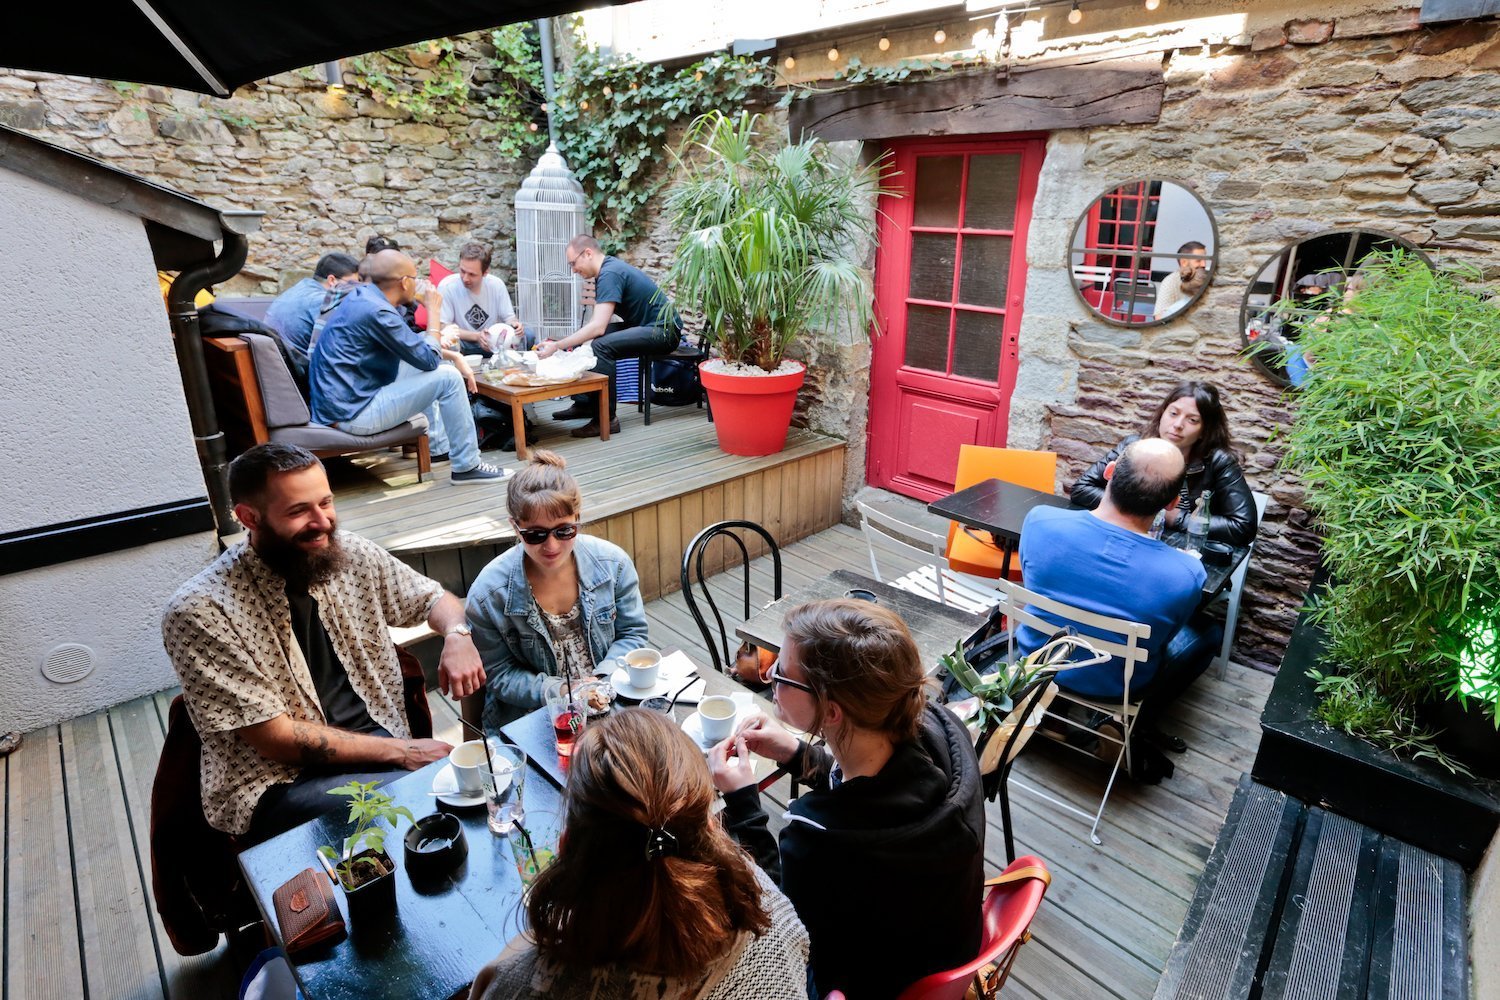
[515,144,588,345]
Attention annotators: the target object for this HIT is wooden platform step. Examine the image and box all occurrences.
[1154,776,1468,1000]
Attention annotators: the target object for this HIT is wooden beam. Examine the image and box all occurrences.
[788,57,1165,143]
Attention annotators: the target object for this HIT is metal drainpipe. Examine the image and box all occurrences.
[537,17,559,146]
[166,232,249,538]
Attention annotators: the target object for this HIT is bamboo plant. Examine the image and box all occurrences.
[1282,250,1500,766]
[662,110,890,372]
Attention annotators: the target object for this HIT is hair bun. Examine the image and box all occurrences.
[529,449,567,470]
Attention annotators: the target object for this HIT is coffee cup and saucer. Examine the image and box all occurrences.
[432,738,507,808]
[681,694,740,751]
[610,648,673,700]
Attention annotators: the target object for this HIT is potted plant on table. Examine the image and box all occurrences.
[1282,250,1500,774]
[662,110,889,456]
[317,779,413,921]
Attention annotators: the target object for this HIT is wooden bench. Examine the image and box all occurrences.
[1154,776,1468,1000]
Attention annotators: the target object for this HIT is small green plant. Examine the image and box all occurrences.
[317,780,414,886]
[1283,250,1500,769]
[660,110,890,371]
[941,633,1095,732]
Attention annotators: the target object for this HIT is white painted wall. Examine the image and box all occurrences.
[0,167,216,732]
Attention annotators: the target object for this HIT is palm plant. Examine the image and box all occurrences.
[663,110,890,372]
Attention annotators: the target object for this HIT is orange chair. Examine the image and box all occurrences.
[945,446,1058,580]
[824,856,1052,1000]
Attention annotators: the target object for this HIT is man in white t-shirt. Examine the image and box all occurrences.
[436,242,526,355]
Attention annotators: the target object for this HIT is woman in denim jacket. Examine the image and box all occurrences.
[467,450,650,728]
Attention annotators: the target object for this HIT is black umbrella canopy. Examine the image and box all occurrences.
[5,1,624,96]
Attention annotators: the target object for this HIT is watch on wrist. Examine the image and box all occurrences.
[444,623,472,639]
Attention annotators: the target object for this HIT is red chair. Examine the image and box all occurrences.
[824,856,1051,1000]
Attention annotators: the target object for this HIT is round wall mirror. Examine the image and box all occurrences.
[1068,179,1218,327]
[1240,228,1430,387]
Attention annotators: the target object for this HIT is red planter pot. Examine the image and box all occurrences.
[698,362,807,457]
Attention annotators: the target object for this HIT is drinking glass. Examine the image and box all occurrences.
[547,689,589,759]
[508,808,560,887]
[480,742,527,836]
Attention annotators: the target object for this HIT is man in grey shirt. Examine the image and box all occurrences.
[437,241,526,355]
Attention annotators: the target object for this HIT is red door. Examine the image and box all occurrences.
[866,135,1046,501]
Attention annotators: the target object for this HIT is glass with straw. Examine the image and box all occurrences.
[547,673,589,760]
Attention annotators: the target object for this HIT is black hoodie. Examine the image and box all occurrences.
[722,703,985,999]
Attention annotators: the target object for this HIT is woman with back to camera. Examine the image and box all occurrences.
[466,450,649,728]
[1070,380,1258,546]
[468,708,810,999]
[709,599,985,1000]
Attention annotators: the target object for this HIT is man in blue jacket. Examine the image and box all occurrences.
[265,252,360,359]
[310,250,507,485]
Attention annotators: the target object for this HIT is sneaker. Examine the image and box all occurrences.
[451,461,512,485]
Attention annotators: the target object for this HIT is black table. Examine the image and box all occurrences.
[1159,528,1251,604]
[239,758,565,1000]
[735,569,986,668]
[927,478,1076,580]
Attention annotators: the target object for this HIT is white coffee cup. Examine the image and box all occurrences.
[698,695,739,743]
[625,647,662,690]
[450,739,494,795]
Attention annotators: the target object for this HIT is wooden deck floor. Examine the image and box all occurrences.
[3,524,1272,1000]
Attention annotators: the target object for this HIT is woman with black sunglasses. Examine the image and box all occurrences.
[709,599,984,999]
[466,450,650,728]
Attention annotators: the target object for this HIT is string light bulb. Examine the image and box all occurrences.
[540,102,548,112]
[529,122,539,131]
[630,81,638,90]
[878,34,891,51]
[1068,1,1082,23]
[602,84,612,96]
[828,47,840,61]
[934,27,947,44]
[579,99,589,110]
[1145,0,1160,8]
[694,70,704,81]
[784,55,796,70]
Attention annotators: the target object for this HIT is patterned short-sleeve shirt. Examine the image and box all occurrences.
[161,531,443,835]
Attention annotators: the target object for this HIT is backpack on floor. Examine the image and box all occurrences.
[648,357,702,407]
[471,397,535,453]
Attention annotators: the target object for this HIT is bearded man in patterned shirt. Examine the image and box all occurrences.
[162,443,485,843]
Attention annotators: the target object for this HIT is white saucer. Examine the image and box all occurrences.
[611,667,698,702]
[432,762,499,809]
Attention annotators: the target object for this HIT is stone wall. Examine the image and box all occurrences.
[0,36,536,294]
[1008,17,1500,671]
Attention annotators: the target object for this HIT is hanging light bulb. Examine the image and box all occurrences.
[1144,0,1160,8]
[529,122,539,131]
[934,27,947,44]
[784,55,796,70]
[878,34,891,51]
[602,84,612,97]
[630,81,638,90]
[828,46,840,61]
[579,99,589,110]
[1068,1,1082,24]
[540,102,548,113]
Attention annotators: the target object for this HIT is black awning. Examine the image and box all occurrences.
[3,2,624,97]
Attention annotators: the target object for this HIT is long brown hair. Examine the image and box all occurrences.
[526,709,770,977]
[782,599,927,744]
[1140,380,1235,463]
[506,449,582,523]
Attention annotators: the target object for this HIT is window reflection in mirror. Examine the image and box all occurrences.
[1240,229,1429,388]
[1068,180,1217,327]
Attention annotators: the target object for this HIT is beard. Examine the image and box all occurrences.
[253,520,347,589]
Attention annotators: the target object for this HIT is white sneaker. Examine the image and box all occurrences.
[451,461,511,485]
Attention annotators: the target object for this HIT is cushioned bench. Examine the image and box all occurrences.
[1154,776,1468,1000]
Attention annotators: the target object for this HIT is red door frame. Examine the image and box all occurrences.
[866,133,1047,502]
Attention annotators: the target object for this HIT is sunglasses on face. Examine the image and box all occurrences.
[770,661,815,694]
[515,522,581,545]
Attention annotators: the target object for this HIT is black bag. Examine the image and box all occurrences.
[197,303,310,401]
[647,357,702,407]
[471,397,536,453]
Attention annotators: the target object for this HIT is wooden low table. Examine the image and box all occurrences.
[472,370,610,458]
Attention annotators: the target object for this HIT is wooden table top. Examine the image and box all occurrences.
[472,369,607,404]
[239,757,565,1000]
[734,568,986,670]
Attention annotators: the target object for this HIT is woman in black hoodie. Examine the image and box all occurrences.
[710,599,985,999]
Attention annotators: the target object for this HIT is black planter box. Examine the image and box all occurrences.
[1252,602,1500,869]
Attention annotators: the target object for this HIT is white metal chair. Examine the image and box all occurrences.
[1211,491,1270,677]
[855,500,1001,615]
[992,578,1152,846]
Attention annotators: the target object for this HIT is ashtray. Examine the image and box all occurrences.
[404,812,467,878]
[1201,540,1235,564]
[844,588,879,603]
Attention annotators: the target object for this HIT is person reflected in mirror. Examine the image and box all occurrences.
[709,600,984,1000]
[468,708,810,999]
[1153,241,1210,320]
[1069,381,1257,546]
[466,451,649,729]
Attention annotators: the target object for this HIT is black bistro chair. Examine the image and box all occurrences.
[680,520,782,675]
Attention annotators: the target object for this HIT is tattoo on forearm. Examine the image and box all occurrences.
[291,722,341,765]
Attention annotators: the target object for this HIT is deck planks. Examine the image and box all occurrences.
[3,521,1271,1000]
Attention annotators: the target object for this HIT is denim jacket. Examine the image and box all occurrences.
[466,534,650,728]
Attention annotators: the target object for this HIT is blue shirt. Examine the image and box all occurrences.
[309,283,441,425]
[264,277,327,355]
[1016,506,1205,699]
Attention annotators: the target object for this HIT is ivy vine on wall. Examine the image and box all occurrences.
[551,50,774,254]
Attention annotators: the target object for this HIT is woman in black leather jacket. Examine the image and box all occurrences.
[1070,381,1258,546]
